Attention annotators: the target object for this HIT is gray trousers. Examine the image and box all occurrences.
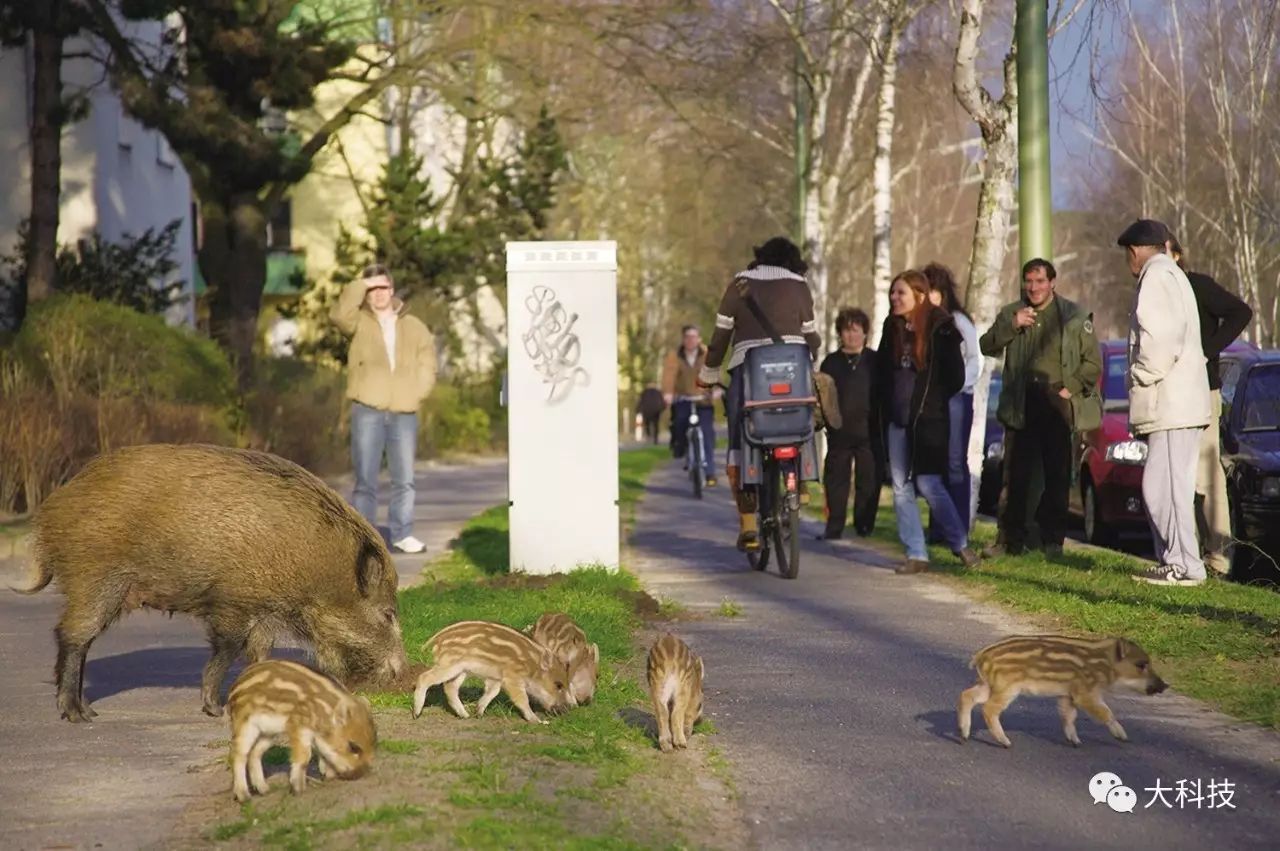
[1143,427,1207,579]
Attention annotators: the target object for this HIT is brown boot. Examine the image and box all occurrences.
[737,512,760,552]
[895,559,930,575]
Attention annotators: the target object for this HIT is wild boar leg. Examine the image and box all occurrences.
[671,693,692,749]
[248,737,273,794]
[202,626,249,717]
[442,672,470,718]
[1057,696,1081,746]
[288,725,314,795]
[653,694,673,752]
[981,688,1018,748]
[1073,689,1128,742]
[244,624,275,664]
[412,663,465,718]
[231,725,261,803]
[957,682,990,742]
[55,613,111,722]
[475,679,502,716]
[502,678,545,724]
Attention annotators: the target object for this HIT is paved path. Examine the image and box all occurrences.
[0,458,506,851]
[629,461,1280,850]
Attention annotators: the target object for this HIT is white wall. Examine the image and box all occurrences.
[0,26,197,327]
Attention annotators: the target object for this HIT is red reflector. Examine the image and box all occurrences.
[774,446,798,459]
[769,382,792,395]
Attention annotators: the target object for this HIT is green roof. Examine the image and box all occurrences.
[193,251,306,297]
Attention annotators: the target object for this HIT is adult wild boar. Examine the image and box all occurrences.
[17,443,408,722]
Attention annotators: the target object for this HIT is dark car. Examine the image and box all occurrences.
[1219,349,1280,584]
[977,372,1003,515]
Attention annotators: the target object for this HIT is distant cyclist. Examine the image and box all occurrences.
[699,237,821,551]
[663,325,719,486]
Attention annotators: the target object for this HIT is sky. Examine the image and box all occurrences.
[1047,2,1127,209]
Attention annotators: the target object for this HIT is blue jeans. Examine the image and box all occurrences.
[947,392,975,528]
[887,424,968,560]
[350,401,418,543]
[672,400,716,476]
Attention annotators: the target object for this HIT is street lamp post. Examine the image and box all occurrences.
[1016,0,1052,264]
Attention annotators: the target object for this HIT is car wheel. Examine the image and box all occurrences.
[1082,476,1116,547]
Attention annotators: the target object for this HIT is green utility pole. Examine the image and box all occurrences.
[793,2,808,246]
[1016,0,1052,263]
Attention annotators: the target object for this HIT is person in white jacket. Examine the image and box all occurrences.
[924,263,982,534]
[1117,219,1212,586]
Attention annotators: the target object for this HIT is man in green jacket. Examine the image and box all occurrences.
[330,263,438,554]
[980,258,1102,557]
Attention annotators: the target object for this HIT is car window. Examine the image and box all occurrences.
[1240,364,1280,431]
[1220,359,1244,409]
[1102,353,1128,411]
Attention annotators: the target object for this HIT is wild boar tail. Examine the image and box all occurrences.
[10,555,53,595]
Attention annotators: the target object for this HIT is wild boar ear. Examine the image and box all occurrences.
[590,643,600,665]
[355,540,389,597]
[697,657,705,679]
[357,695,372,711]
[1114,638,1130,661]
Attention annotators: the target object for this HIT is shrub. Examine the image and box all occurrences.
[420,382,494,455]
[0,295,236,513]
[241,357,349,475]
[12,294,233,408]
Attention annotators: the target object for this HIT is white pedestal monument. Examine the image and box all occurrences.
[506,241,619,574]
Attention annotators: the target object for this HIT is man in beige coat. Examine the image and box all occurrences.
[1117,220,1211,586]
[330,263,437,553]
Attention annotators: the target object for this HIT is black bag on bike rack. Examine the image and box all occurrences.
[741,343,815,444]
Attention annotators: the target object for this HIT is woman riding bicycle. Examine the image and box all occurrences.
[697,237,821,551]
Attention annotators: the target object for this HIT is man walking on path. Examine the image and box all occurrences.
[1118,220,1212,586]
[818,307,881,539]
[330,263,438,554]
[1166,235,1253,575]
[979,259,1102,558]
[663,325,719,486]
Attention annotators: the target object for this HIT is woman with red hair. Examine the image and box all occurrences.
[874,270,980,573]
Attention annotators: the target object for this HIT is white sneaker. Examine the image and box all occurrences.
[392,536,426,554]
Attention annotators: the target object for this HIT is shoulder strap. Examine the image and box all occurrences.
[734,277,785,345]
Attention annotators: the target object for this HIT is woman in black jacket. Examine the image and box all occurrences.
[875,270,980,574]
[818,307,882,538]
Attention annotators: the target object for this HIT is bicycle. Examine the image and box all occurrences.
[686,406,707,499]
[711,368,812,580]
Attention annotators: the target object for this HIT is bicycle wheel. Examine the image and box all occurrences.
[747,462,771,571]
[774,465,801,579]
[690,431,704,500]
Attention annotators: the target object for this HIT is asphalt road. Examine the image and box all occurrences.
[629,461,1280,850]
[0,458,507,851]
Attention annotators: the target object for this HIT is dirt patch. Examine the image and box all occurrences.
[168,633,747,850]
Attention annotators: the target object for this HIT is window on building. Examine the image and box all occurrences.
[267,201,292,251]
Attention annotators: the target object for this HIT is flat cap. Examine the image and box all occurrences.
[1116,219,1170,247]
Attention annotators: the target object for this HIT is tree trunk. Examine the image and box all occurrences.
[201,193,268,389]
[954,0,1020,506]
[26,27,64,308]
[869,22,902,342]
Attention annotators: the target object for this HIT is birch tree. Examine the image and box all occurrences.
[868,0,930,339]
[952,0,1086,491]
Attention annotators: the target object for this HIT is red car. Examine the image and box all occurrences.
[1070,338,1256,545]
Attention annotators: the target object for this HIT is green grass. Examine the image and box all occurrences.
[417,445,668,586]
[716,598,742,618]
[816,483,1280,728]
